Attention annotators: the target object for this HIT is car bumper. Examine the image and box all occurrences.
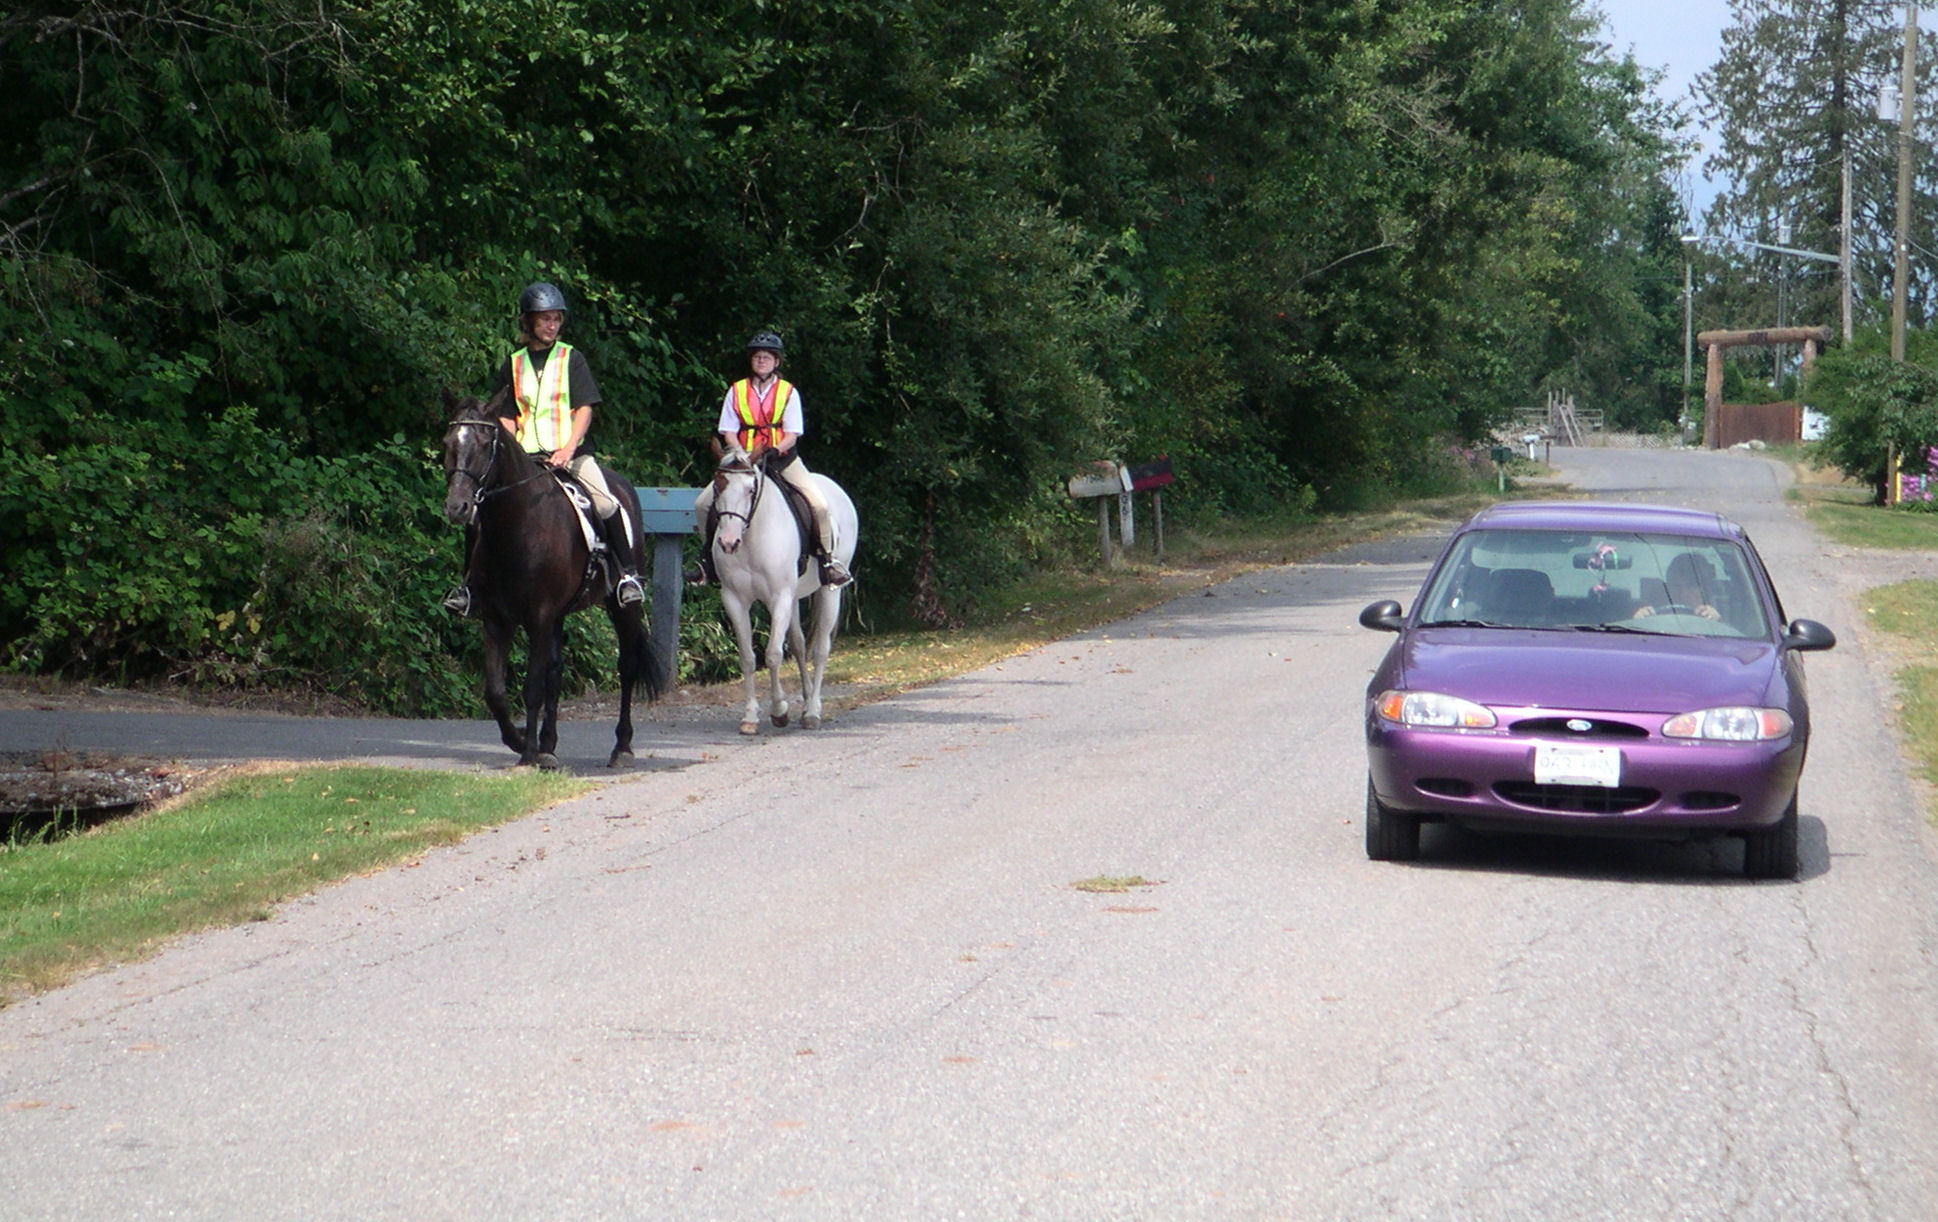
[1366,717,1805,835]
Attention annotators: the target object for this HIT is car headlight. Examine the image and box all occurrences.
[1374,690,1498,728]
[1661,707,1793,741]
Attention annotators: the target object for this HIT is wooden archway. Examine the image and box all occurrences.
[1696,325,1832,448]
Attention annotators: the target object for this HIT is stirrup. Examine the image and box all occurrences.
[442,585,474,617]
[684,560,711,588]
[819,557,851,587]
[615,573,645,607]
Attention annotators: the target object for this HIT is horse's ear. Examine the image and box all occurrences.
[441,388,458,412]
[709,435,725,460]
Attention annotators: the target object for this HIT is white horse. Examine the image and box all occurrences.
[703,454,858,734]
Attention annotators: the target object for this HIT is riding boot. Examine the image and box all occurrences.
[685,511,719,587]
[812,509,851,587]
[599,514,646,608]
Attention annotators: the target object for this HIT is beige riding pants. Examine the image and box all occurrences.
[568,455,619,519]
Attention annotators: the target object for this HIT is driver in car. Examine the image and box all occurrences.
[1634,552,1721,621]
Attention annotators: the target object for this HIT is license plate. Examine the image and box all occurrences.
[1534,743,1621,788]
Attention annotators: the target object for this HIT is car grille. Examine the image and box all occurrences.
[1680,791,1740,811]
[1509,717,1649,740]
[1494,782,1659,813]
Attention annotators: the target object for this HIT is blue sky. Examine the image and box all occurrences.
[1595,0,1737,213]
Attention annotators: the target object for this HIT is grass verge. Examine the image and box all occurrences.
[1802,501,1938,550]
[1,764,590,1005]
[1861,580,1938,804]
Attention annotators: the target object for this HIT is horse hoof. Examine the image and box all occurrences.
[739,720,760,736]
[803,714,822,730]
[772,712,789,728]
[607,749,634,769]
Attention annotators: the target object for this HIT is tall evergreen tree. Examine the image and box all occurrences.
[1697,0,1934,332]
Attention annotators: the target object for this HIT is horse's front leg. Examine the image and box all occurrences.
[723,589,764,735]
[481,618,526,756]
[764,590,797,728]
[521,618,564,770]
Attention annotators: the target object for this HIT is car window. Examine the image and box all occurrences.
[1416,529,1769,637]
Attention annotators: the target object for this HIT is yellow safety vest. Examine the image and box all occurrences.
[730,377,794,454]
[510,341,576,454]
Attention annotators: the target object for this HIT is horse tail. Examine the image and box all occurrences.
[622,605,667,703]
[612,478,666,703]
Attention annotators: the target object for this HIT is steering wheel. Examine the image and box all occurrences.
[1654,603,1700,616]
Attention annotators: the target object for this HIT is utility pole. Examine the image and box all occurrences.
[1683,236,1697,437]
[1891,4,1918,505]
[1893,5,1917,364]
[1841,149,1854,344]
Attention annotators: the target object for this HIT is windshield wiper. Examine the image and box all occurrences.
[1571,622,1661,634]
[1418,618,1504,629]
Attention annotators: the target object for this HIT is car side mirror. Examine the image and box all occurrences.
[1359,600,1405,632]
[1782,618,1836,652]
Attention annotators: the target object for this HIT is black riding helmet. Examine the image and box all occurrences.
[519,282,568,315]
[746,330,784,354]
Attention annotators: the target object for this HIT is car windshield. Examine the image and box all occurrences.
[1414,528,1769,638]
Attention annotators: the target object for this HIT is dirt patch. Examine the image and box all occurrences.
[0,750,213,820]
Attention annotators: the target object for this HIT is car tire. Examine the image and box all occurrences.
[1743,792,1800,880]
[1365,779,1420,862]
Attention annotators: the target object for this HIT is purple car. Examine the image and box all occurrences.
[1358,502,1836,878]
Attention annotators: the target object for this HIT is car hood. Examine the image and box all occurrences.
[1396,629,1781,713]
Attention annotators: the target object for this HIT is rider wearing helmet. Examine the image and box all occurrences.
[688,330,851,587]
[443,282,646,614]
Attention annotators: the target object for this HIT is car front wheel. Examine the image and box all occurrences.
[1743,792,1799,880]
[1365,779,1420,862]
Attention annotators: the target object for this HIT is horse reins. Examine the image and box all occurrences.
[712,459,765,527]
[446,417,555,504]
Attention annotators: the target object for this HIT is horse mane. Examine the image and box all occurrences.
[448,385,512,422]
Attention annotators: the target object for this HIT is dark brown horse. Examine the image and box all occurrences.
[440,389,662,768]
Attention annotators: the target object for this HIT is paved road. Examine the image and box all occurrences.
[5,446,1938,1219]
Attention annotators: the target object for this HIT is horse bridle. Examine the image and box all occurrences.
[712,457,765,527]
[445,416,551,504]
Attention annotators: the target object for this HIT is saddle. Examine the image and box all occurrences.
[549,465,637,600]
[705,453,816,577]
[550,468,605,556]
[770,474,816,576]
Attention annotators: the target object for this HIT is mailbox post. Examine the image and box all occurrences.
[635,486,702,691]
[1067,459,1176,565]
[1125,458,1174,561]
[1489,445,1513,493]
[1066,462,1131,566]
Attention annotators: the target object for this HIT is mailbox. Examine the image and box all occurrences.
[1066,465,1130,499]
[1126,457,1174,491]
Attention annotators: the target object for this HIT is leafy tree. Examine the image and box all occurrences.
[1806,336,1938,499]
